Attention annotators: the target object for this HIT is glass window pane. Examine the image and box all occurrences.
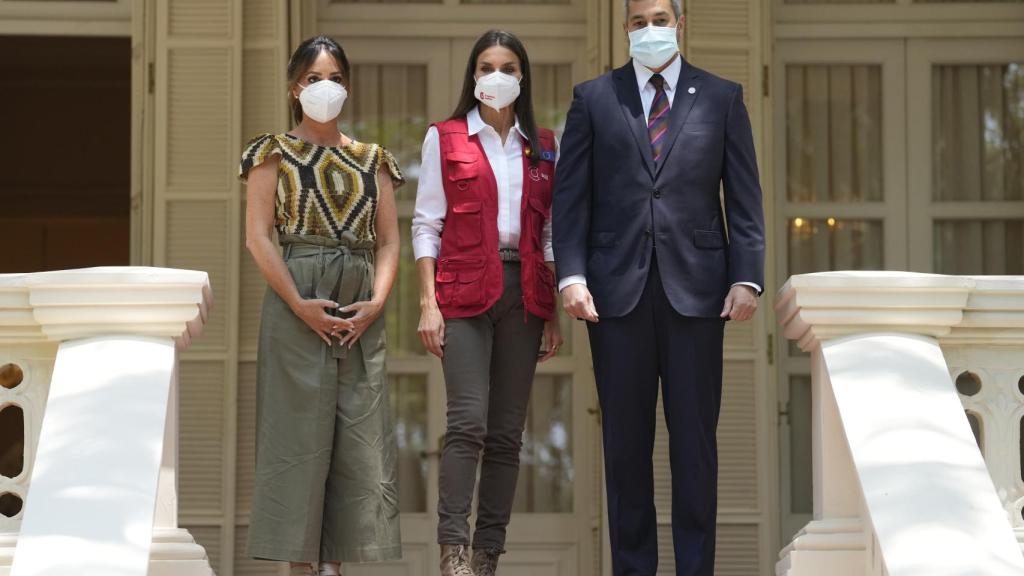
[788,375,812,516]
[785,0,892,3]
[390,374,428,513]
[331,0,440,4]
[385,217,427,356]
[934,220,1024,274]
[933,63,1024,202]
[462,0,569,3]
[785,64,883,202]
[340,63,429,202]
[533,63,573,139]
[513,374,573,513]
[917,0,1022,3]
[532,63,575,355]
[787,218,884,275]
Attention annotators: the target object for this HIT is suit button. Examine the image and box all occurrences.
[653,188,662,199]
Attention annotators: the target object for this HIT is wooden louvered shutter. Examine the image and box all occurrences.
[235,1,290,575]
[681,1,771,575]
[151,0,244,574]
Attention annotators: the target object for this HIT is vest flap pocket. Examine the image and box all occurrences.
[446,152,479,180]
[446,152,476,163]
[440,256,484,270]
[528,194,551,219]
[436,270,456,283]
[693,229,726,249]
[452,201,482,214]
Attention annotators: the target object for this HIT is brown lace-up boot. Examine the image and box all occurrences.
[440,544,476,576]
[470,548,501,576]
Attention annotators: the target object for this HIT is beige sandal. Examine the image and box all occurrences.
[318,562,342,576]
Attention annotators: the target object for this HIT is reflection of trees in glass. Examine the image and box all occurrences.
[344,117,428,202]
[785,64,884,203]
[385,217,425,356]
[389,375,428,513]
[933,63,1023,202]
[533,63,573,141]
[340,63,429,202]
[934,219,1024,275]
[514,375,574,513]
[787,218,883,276]
[932,63,1023,275]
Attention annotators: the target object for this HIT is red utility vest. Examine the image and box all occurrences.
[433,117,557,321]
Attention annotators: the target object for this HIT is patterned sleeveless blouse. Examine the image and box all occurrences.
[238,133,404,242]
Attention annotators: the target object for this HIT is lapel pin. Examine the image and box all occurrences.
[688,86,696,94]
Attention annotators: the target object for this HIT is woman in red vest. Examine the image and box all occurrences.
[412,30,563,576]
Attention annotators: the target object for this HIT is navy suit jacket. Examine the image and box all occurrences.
[552,58,765,318]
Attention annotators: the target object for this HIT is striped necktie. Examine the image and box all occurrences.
[648,73,671,163]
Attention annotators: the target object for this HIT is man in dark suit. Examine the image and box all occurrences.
[552,0,765,574]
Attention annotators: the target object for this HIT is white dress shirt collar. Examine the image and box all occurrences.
[632,54,681,94]
[467,105,528,141]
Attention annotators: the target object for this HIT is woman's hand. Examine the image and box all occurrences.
[538,318,563,363]
[292,298,354,345]
[337,299,385,348]
[418,302,446,358]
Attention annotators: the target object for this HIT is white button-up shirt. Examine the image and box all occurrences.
[557,55,762,295]
[412,106,555,262]
[635,53,681,122]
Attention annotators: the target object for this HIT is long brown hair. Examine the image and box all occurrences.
[450,30,540,165]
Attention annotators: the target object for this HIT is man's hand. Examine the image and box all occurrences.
[720,284,758,321]
[562,283,599,323]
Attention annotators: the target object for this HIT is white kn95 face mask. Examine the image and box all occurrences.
[474,71,521,111]
[298,80,348,123]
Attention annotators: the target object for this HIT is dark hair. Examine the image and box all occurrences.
[286,35,351,125]
[450,30,540,165]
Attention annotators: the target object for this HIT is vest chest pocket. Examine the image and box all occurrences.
[449,201,483,249]
[446,152,479,187]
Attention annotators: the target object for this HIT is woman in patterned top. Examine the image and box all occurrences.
[239,35,403,576]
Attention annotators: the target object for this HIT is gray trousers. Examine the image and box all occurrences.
[437,262,544,552]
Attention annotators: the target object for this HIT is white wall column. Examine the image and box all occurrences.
[0,267,214,576]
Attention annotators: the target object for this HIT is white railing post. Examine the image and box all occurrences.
[0,267,214,576]
[775,272,1024,576]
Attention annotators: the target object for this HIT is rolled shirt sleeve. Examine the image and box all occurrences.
[412,126,446,261]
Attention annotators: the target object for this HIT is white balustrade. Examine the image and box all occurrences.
[776,272,1024,576]
[0,267,214,576]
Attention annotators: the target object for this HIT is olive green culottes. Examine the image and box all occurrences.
[246,234,401,564]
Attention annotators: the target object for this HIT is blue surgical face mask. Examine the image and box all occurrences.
[628,24,679,69]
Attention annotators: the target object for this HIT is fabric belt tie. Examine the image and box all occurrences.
[280,233,374,360]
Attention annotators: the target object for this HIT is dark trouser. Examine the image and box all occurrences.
[437,262,545,551]
[587,255,725,576]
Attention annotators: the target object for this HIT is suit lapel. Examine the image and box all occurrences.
[613,63,655,178]
[654,60,701,180]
